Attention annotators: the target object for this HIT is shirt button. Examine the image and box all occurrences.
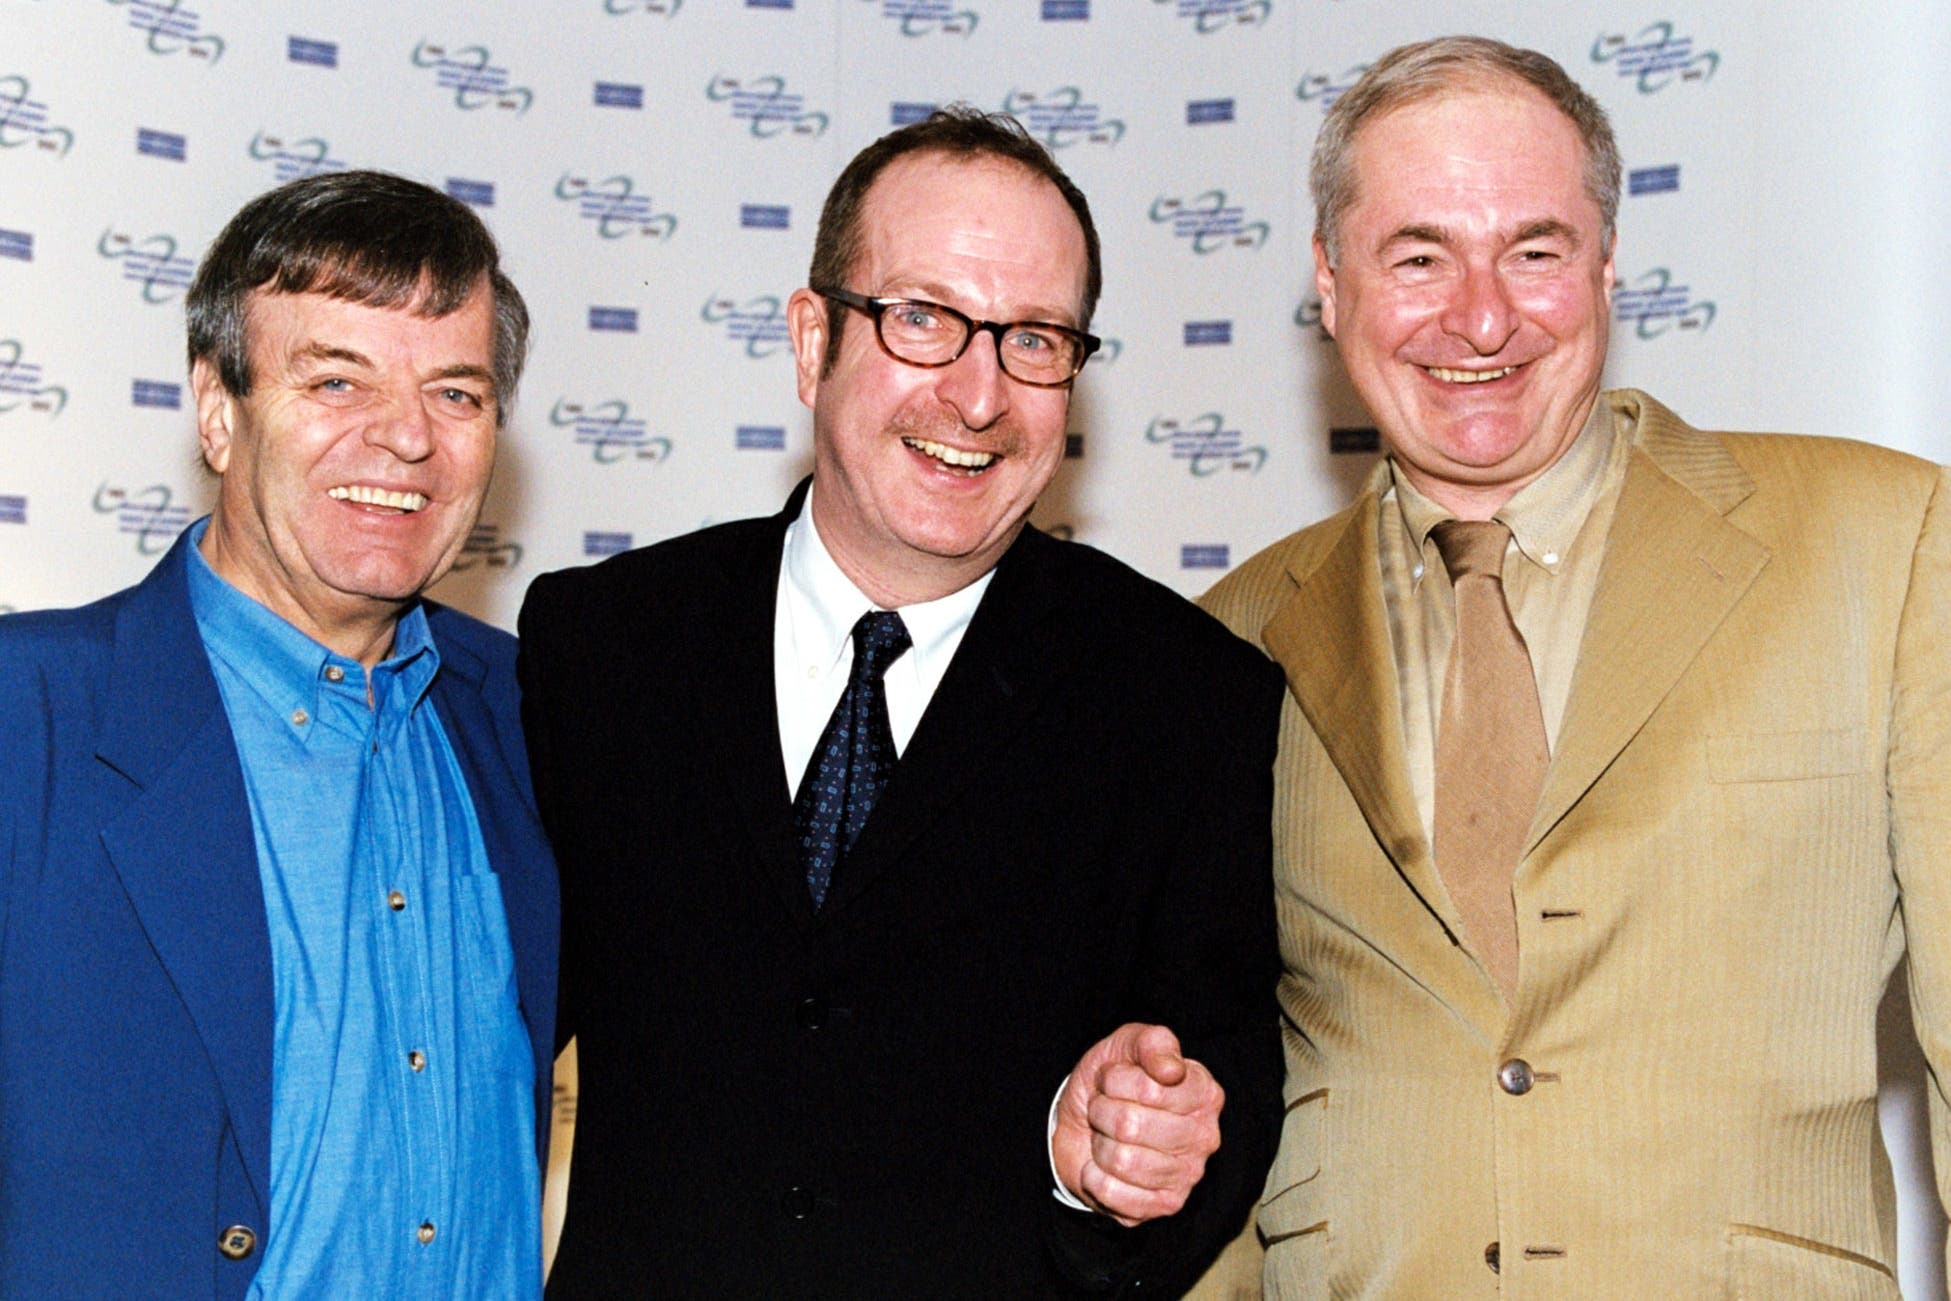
[782,1185,816,1219]
[797,996,828,1030]
[388,890,407,911]
[417,1221,436,1245]
[217,1224,256,1260]
[1485,1241,1501,1273]
[290,708,309,727]
[324,665,345,683]
[1498,1058,1535,1095]
[408,1050,426,1072]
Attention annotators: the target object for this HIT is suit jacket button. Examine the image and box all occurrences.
[797,996,828,1030]
[218,1225,256,1260]
[783,1185,816,1219]
[1485,1241,1501,1273]
[1497,1058,1535,1095]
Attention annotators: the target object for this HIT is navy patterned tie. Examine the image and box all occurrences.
[794,610,912,908]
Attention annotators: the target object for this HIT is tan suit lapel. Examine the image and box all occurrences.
[1530,392,1771,852]
[1261,492,1472,954]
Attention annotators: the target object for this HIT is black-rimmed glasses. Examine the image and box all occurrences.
[817,287,1100,387]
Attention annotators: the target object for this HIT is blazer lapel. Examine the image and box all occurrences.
[94,539,274,1211]
[1260,494,1464,944]
[817,527,1064,917]
[1529,396,1770,852]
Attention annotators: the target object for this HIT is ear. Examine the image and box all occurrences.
[190,356,239,475]
[1600,229,1617,301]
[1312,232,1338,339]
[786,287,829,411]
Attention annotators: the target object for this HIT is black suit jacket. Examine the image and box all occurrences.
[519,487,1282,1297]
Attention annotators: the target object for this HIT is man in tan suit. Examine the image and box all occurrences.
[1199,35,1951,1299]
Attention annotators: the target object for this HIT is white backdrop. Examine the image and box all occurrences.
[5,2,1948,1291]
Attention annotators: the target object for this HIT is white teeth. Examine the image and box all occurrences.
[329,485,428,512]
[1427,365,1518,384]
[903,437,996,473]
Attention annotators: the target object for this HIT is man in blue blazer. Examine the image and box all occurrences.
[0,172,557,1299]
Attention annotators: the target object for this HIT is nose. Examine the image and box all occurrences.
[934,329,1012,431]
[1439,262,1520,356]
[364,390,437,462]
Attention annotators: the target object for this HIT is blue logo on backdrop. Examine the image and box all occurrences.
[549,398,673,465]
[866,0,978,36]
[740,205,789,230]
[452,523,522,572]
[583,531,633,556]
[702,294,791,359]
[1629,164,1680,196]
[556,174,678,240]
[108,0,225,62]
[1041,0,1088,19]
[93,483,193,555]
[132,378,181,409]
[97,230,196,303]
[1181,544,1229,570]
[249,131,347,182]
[1297,64,1368,109]
[1159,0,1269,32]
[736,424,786,451]
[446,178,494,207]
[0,228,32,262]
[1183,320,1232,347]
[1613,268,1716,339]
[411,42,533,113]
[0,495,25,525]
[136,127,186,161]
[287,36,338,68]
[604,0,682,13]
[1149,191,1269,253]
[1592,23,1719,93]
[1145,413,1268,476]
[588,307,640,333]
[0,76,75,156]
[1186,98,1234,125]
[594,82,644,109]
[0,340,67,417]
[706,75,829,138]
[1002,88,1124,148]
[1294,298,1331,340]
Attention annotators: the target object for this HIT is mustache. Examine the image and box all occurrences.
[887,404,1023,452]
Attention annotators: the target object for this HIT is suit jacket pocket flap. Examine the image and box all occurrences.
[1726,1224,1898,1300]
[1707,729,1869,784]
[1258,1088,1326,1242]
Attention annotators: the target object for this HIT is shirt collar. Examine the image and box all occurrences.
[781,484,993,676]
[1387,397,1621,580]
[185,516,440,731]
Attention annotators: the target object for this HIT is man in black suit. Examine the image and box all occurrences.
[519,107,1282,1297]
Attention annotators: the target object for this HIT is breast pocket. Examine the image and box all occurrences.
[1258,1088,1327,1301]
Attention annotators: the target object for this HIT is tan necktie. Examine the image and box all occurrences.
[1431,520,1547,1001]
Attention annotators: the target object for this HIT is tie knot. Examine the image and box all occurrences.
[852,610,911,678]
[1431,519,1512,582]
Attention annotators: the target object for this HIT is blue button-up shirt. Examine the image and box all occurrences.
[186,523,540,1297]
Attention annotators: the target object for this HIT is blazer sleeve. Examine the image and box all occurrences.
[1888,464,1951,1262]
[1044,640,1287,1296]
[516,570,575,1054]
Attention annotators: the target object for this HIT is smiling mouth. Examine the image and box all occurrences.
[328,484,428,512]
[903,436,996,475]
[1425,365,1519,385]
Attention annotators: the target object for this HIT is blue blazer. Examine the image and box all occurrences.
[0,531,558,1300]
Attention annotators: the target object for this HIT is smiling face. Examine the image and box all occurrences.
[1317,82,1615,518]
[787,151,1088,606]
[193,282,499,663]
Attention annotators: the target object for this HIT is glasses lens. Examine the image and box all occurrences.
[876,301,968,365]
[998,325,1081,384]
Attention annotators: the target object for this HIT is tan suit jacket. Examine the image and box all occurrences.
[1196,391,1951,1299]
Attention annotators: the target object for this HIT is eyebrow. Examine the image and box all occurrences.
[1379,218,1582,250]
[881,280,1079,329]
[291,345,497,395]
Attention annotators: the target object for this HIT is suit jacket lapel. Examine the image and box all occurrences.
[94,537,274,1211]
[1530,397,1769,852]
[818,527,1064,916]
[1260,494,1462,943]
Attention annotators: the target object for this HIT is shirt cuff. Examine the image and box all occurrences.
[1048,1073,1093,1211]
